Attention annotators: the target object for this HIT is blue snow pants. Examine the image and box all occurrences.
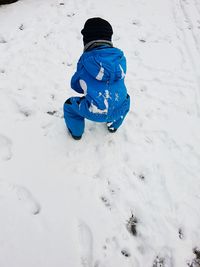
[63,95,130,137]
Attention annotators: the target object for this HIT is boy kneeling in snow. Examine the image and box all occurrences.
[63,17,130,140]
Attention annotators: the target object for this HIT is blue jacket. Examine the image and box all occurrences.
[71,46,129,122]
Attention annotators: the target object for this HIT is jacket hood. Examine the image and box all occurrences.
[81,47,126,83]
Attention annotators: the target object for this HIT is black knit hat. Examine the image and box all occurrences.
[81,17,113,46]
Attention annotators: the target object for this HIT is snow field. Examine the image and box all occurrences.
[1,0,200,266]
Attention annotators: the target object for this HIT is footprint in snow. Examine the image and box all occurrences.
[0,180,41,215]
[78,221,93,267]
[138,173,145,181]
[0,37,7,43]
[15,185,41,215]
[17,105,32,117]
[0,68,5,74]
[126,214,138,236]
[132,19,141,26]
[152,248,173,267]
[152,256,165,267]
[101,195,112,210]
[121,248,131,258]
[188,248,200,267]
[178,228,184,239]
[0,134,12,161]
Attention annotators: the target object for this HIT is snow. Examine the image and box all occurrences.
[80,79,87,94]
[0,0,200,266]
[89,100,108,114]
[96,63,104,81]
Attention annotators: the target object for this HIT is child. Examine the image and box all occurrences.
[63,17,130,140]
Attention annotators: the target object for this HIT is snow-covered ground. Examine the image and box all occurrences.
[1,0,200,266]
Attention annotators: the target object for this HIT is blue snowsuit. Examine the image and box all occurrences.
[63,45,130,137]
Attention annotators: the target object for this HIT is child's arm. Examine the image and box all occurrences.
[70,59,84,94]
[71,72,84,94]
